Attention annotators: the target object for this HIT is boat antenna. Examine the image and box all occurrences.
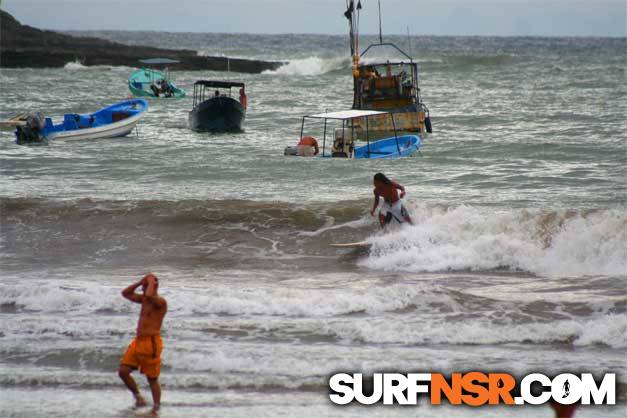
[356,1,362,54]
[344,0,355,57]
[378,0,383,44]
[407,25,412,58]
[226,33,231,80]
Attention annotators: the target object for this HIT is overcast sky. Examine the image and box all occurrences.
[3,0,625,36]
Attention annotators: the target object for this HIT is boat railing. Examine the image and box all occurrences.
[360,42,413,62]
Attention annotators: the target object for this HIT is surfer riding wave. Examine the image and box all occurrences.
[370,172,413,228]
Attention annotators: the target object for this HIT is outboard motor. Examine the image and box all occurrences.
[15,112,47,145]
[425,114,433,134]
[284,146,298,156]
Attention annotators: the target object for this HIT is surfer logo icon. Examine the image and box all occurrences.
[563,379,570,398]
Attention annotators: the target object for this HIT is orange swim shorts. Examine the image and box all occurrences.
[120,335,163,378]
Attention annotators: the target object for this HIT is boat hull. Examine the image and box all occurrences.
[188,97,245,133]
[352,105,427,135]
[42,99,148,142]
[46,115,141,141]
[353,134,421,159]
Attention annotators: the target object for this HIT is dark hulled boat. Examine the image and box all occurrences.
[188,80,247,133]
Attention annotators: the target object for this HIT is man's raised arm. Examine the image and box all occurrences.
[122,278,145,303]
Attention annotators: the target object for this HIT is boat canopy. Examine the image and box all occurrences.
[194,80,245,89]
[139,58,180,65]
[307,110,388,120]
[191,80,246,107]
[300,108,402,158]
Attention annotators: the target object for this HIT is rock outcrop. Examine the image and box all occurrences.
[0,10,284,73]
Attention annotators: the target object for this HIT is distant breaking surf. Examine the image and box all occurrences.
[262,56,349,76]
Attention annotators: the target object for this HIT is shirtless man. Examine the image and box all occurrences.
[118,273,167,412]
[370,172,413,228]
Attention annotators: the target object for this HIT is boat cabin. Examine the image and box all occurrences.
[191,80,247,108]
[354,61,419,111]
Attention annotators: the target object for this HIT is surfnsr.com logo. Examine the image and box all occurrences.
[329,372,616,406]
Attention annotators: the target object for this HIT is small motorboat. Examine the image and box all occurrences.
[188,80,247,133]
[284,109,421,159]
[15,99,149,145]
[128,58,186,98]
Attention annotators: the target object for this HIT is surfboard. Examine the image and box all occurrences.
[330,241,371,249]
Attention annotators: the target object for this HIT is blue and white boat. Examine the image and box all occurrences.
[284,109,421,159]
[15,99,149,145]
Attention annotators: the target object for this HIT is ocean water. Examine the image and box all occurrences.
[1,33,626,417]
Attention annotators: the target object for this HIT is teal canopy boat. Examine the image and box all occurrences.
[128,58,186,98]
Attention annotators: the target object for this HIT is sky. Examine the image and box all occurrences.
[2,0,625,36]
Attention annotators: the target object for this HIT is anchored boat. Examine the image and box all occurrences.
[15,99,148,145]
[284,109,420,159]
[188,80,247,133]
[128,58,186,98]
[343,0,432,136]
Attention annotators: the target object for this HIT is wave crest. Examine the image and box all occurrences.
[263,56,348,76]
[363,205,627,277]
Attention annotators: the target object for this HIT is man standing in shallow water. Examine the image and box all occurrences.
[118,273,168,412]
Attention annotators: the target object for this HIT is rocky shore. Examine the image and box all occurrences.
[0,10,284,73]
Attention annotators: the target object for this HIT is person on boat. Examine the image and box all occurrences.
[296,136,319,157]
[161,79,174,97]
[214,90,221,98]
[151,80,163,97]
[239,87,248,108]
[118,273,167,413]
[370,172,413,228]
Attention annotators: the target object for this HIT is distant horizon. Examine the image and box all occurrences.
[3,0,625,38]
[61,28,626,39]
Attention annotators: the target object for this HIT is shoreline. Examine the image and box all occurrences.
[0,10,284,73]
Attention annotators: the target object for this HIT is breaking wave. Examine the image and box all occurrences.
[63,60,131,71]
[2,198,625,278]
[263,56,349,76]
[63,60,90,70]
[2,278,625,349]
[363,204,627,277]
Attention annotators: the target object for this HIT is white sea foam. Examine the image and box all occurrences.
[2,278,625,349]
[324,313,627,348]
[62,60,131,71]
[263,56,348,76]
[362,205,627,277]
[63,60,90,70]
[0,279,434,318]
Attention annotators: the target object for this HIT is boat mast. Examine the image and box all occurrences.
[378,0,383,44]
[345,1,362,108]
